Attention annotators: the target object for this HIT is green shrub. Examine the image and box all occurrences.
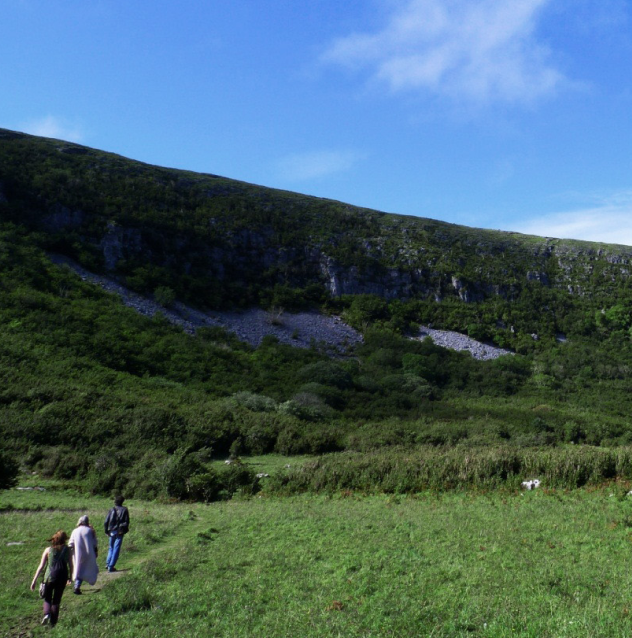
[154,285,176,307]
[298,382,345,409]
[215,464,260,499]
[0,451,19,489]
[564,421,586,444]
[36,446,89,479]
[297,361,352,389]
[278,393,335,422]
[343,294,389,329]
[231,391,277,412]
[157,449,206,499]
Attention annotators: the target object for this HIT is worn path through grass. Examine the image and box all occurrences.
[0,482,209,637]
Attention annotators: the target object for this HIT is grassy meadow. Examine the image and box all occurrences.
[4,476,632,637]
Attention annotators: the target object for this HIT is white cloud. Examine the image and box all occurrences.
[322,0,563,105]
[275,149,366,182]
[20,115,84,143]
[514,191,632,246]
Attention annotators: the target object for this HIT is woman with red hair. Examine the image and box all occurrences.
[30,530,73,627]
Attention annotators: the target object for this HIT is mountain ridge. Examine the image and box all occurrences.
[0,129,632,296]
[2,126,632,351]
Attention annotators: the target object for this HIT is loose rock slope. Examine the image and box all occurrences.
[414,326,513,361]
[50,255,513,360]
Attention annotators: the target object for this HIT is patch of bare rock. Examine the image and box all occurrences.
[414,326,513,360]
[49,254,361,355]
[49,254,513,360]
[179,304,362,355]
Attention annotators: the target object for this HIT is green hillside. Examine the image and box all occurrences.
[3,126,632,348]
[3,128,632,499]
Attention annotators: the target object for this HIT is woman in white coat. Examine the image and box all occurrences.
[68,515,99,594]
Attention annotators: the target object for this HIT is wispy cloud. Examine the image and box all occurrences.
[20,115,84,143]
[322,0,564,105]
[275,149,366,182]
[515,191,632,246]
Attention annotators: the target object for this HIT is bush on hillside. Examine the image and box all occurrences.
[231,391,277,413]
[278,393,335,422]
[0,451,19,489]
[296,361,352,389]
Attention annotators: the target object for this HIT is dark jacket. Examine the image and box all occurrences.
[104,505,130,536]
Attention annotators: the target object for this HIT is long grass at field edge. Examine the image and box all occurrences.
[267,445,632,496]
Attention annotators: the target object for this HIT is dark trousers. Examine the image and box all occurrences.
[43,581,66,626]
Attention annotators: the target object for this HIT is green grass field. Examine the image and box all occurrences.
[4,478,632,637]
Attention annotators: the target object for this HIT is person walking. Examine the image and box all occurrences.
[30,530,73,627]
[104,495,130,572]
[69,515,99,594]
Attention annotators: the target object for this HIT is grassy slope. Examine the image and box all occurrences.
[6,218,632,493]
[4,481,632,638]
[0,128,619,252]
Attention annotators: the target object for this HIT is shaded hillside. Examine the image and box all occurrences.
[2,128,632,347]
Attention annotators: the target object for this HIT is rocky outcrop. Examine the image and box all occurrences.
[451,276,481,302]
[35,207,632,306]
[99,222,145,270]
[318,255,417,298]
[41,204,85,231]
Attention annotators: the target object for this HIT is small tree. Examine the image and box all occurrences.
[154,286,176,308]
[0,452,19,490]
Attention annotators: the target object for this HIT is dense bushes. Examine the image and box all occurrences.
[6,217,632,501]
[78,448,260,502]
[0,451,19,490]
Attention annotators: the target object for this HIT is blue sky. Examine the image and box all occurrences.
[3,0,632,244]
